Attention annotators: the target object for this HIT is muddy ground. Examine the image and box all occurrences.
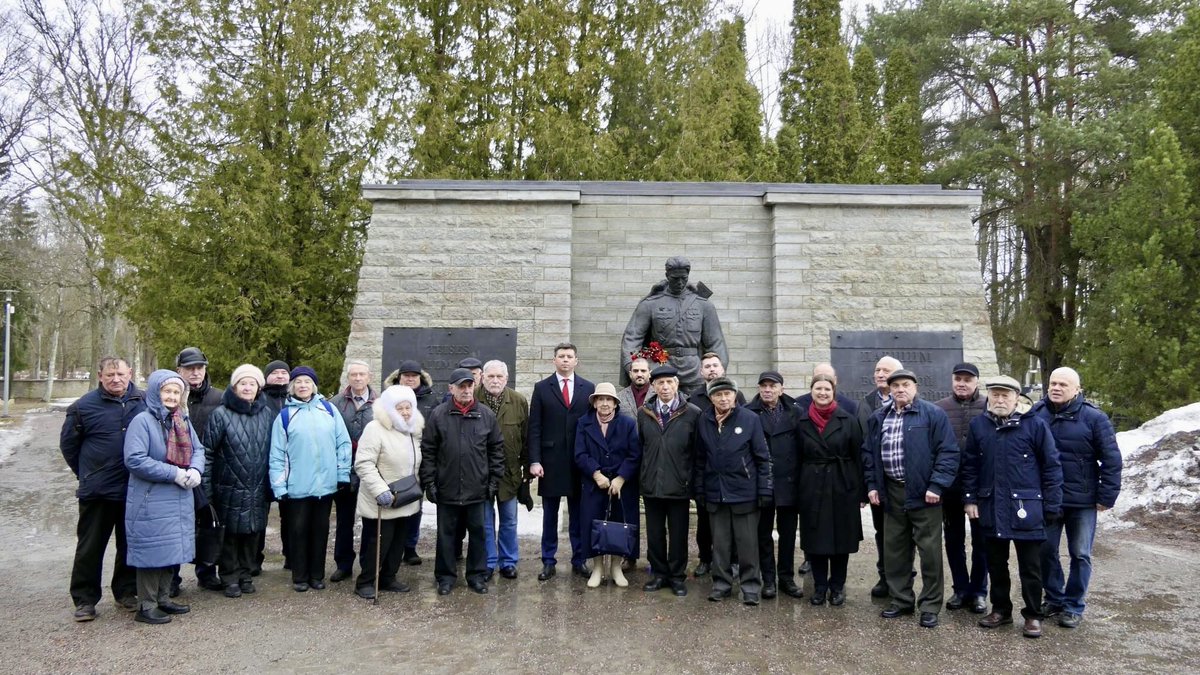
[0,409,1197,674]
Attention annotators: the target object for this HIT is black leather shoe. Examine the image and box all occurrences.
[572,563,592,578]
[467,581,488,594]
[693,562,711,577]
[198,577,224,592]
[73,604,97,622]
[671,581,688,596]
[743,593,760,606]
[224,584,242,598]
[135,607,171,625]
[239,580,256,594]
[970,596,987,614]
[381,580,411,593]
[870,579,889,598]
[309,579,326,590]
[330,569,351,583]
[643,577,667,592]
[355,586,376,600]
[250,567,262,577]
[830,589,846,606]
[403,549,422,566]
[946,593,965,610]
[293,582,309,592]
[880,605,914,619]
[157,601,190,615]
[437,583,452,595]
[707,588,731,602]
[798,560,811,575]
[811,588,827,606]
[762,582,777,599]
[920,612,939,628]
[500,566,518,579]
[484,569,495,582]
[537,564,556,581]
[780,579,804,599]
[168,579,182,598]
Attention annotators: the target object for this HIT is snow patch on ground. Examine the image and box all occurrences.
[0,417,33,464]
[1105,402,1200,535]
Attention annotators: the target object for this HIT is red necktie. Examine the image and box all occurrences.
[561,378,570,406]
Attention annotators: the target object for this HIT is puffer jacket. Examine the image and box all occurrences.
[354,400,423,519]
[203,388,275,533]
[61,384,145,500]
[1031,394,1122,508]
[694,405,773,504]
[419,400,505,505]
[962,411,1063,540]
[637,394,701,499]
[934,389,987,491]
[268,394,352,499]
[124,370,206,568]
[475,384,529,502]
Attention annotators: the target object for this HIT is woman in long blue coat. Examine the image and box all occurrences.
[574,383,641,588]
[124,369,206,625]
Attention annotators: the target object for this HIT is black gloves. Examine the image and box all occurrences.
[337,481,350,492]
[425,487,438,504]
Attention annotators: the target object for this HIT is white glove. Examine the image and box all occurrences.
[173,468,190,488]
[184,468,202,489]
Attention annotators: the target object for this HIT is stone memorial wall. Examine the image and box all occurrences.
[346,181,998,395]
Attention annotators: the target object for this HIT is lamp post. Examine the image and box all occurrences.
[1,290,14,418]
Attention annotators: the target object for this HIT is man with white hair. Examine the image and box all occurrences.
[328,359,377,582]
[858,355,903,598]
[476,360,529,580]
[1031,367,1122,629]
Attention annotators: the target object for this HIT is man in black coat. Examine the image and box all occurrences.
[638,365,701,596]
[255,359,289,575]
[328,359,377,582]
[420,369,505,595]
[746,371,803,600]
[175,346,225,593]
[934,362,989,613]
[857,355,903,598]
[60,356,145,621]
[527,342,595,580]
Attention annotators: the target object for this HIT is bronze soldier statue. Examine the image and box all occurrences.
[621,256,729,396]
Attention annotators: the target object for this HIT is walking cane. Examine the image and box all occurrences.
[373,500,383,606]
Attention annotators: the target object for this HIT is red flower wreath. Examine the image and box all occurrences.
[631,341,670,364]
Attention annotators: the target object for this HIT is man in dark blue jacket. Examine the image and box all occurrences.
[60,356,145,621]
[962,375,1062,639]
[694,377,772,606]
[1033,367,1122,629]
[862,369,960,629]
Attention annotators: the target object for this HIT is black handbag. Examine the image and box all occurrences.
[386,436,423,507]
[590,494,638,558]
[195,504,225,566]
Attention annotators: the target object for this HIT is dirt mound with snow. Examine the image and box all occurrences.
[1108,404,1200,541]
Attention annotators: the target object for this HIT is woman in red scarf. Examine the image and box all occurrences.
[795,374,865,606]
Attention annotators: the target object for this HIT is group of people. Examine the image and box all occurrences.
[61,342,1122,638]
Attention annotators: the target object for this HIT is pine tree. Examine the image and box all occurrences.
[1075,124,1200,424]
[881,44,921,183]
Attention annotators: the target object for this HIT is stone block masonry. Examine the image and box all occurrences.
[350,182,997,395]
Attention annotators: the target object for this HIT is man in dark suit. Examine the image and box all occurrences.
[527,342,596,580]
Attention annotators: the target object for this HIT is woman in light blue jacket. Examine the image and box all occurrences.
[269,366,351,592]
[124,369,205,625]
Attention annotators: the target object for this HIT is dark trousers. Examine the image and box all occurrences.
[357,516,413,589]
[256,496,290,571]
[695,500,712,564]
[987,536,1044,620]
[710,503,761,596]
[70,499,137,607]
[136,567,173,612]
[870,502,886,580]
[883,478,944,614]
[404,508,422,549]
[943,489,988,598]
[809,553,849,592]
[644,497,690,582]
[539,493,583,567]
[285,495,333,584]
[218,532,259,586]
[436,502,487,585]
[757,505,799,585]
[332,486,358,572]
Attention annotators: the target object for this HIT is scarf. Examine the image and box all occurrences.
[714,407,733,432]
[630,383,650,408]
[482,389,505,414]
[809,400,838,434]
[597,409,615,436]
[454,399,475,415]
[165,408,194,469]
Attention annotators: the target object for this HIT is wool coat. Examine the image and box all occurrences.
[796,404,865,555]
[527,373,595,498]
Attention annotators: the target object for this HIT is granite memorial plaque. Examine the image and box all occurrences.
[831,331,963,403]
[382,327,517,396]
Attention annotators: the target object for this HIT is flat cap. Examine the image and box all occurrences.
[952,362,980,377]
[176,347,208,367]
[457,357,483,370]
[649,365,678,382]
[985,375,1022,393]
[886,369,919,385]
[758,371,784,385]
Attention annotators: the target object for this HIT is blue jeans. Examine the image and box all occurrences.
[540,493,583,567]
[1040,506,1097,615]
[484,497,519,570]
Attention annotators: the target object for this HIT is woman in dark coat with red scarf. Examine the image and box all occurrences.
[796,375,865,606]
